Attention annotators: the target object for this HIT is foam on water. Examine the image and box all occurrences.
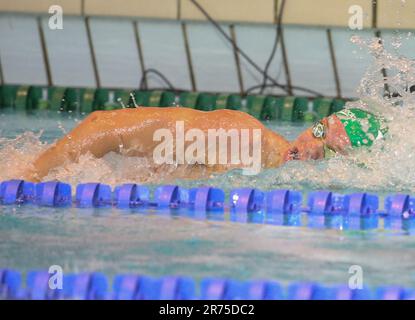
[1,36,415,193]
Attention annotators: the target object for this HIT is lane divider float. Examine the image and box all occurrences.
[1,179,414,233]
[0,268,413,300]
[0,85,347,122]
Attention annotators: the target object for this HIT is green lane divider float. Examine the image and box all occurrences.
[63,88,96,113]
[147,90,163,106]
[270,96,309,122]
[132,90,150,106]
[93,89,153,111]
[49,87,67,111]
[195,93,216,111]
[0,85,16,108]
[180,92,243,111]
[246,95,266,119]
[15,86,30,111]
[26,86,68,111]
[26,86,48,111]
[195,93,243,111]
[130,90,175,107]
[292,97,308,121]
[0,85,347,122]
[159,91,176,107]
[214,93,228,110]
[278,96,295,121]
[214,93,242,110]
[179,92,199,108]
[313,98,333,120]
[226,94,242,110]
[303,98,346,122]
[331,98,346,113]
[93,89,121,111]
[261,96,279,120]
[0,85,29,110]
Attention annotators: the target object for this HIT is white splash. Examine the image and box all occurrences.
[186,35,415,193]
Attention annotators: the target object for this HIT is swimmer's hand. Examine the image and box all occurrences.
[285,147,300,161]
[285,129,325,161]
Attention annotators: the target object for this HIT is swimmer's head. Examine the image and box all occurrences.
[285,108,388,161]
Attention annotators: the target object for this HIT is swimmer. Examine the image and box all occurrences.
[24,107,290,181]
[23,107,387,182]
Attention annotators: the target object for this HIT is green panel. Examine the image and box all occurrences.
[131,91,150,107]
[215,94,228,110]
[79,88,96,113]
[196,93,216,111]
[92,89,123,111]
[106,89,123,110]
[313,98,333,120]
[0,85,18,108]
[278,96,295,121]
[159,91,176,107]
[0,85,346,123]
[148,90,163,107]
[226,94,242,110]
[25,86,36,111]
[26,86,51,111]
[39,87,52,110]
[14,86,29,111]
[261,96,280,120]
[0,85,29,110]
[246,95,265,119]
[293,97,309,121]
[48,87,66,111]
[64,88,79,112]
[331,98,346,113]
[93,89,108,111]
[178,92,199,108]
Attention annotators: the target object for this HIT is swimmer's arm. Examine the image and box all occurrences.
[24,108,291,181]
[24,111,124,181]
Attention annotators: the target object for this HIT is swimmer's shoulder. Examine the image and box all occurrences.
[100,107,264,127]
[112,106,254,117]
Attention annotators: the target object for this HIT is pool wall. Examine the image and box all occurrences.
[1,9,413,100]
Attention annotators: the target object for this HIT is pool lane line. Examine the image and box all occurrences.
[1,268,414,300]
[1,179,415,234]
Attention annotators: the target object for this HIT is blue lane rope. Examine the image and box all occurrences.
[1,179,415,233]
[0,268,414,300]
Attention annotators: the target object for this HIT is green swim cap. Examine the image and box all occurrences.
[335,108,388,147]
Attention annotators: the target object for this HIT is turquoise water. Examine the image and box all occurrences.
[1,206,415,288]
[1,110,415,289]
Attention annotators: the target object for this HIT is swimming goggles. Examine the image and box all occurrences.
[312,121,337,159]
[311,121,326,139]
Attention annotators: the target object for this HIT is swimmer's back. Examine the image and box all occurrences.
[86,107,267,131]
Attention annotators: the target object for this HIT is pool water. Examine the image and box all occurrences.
[1,205,415,288]
[1,110,415,289]
[2,40,415,290]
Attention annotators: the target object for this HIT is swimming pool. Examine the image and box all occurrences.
[1,109,415,297]
[2,15,415,299]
